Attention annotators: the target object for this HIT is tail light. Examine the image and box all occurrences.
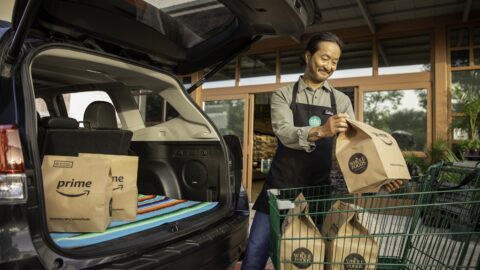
[0,125,27,204]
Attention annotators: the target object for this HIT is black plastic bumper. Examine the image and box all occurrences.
[95,212,248,270]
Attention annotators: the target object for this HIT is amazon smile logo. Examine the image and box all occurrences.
[56,179,92,197]
[112,175,124,191]
[113,185,124,191]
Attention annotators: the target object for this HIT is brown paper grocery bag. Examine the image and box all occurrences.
[42,155,112,232]
[321,201,378,270]
[80,153,138,221]
[336,120,411,193]
[280,193,325,270]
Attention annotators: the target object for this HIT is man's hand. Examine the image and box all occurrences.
[308,113,349,141]
[384,179,404,193]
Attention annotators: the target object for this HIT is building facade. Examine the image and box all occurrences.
[191,5,480,200]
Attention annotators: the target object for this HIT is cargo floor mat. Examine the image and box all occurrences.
[50,195,219,248]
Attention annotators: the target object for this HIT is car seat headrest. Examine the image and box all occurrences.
[83,101,118,129]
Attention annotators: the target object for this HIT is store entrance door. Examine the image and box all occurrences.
[250,92,276,203]
[203,96,249,194]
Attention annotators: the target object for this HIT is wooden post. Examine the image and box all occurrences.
[433,24,449,141]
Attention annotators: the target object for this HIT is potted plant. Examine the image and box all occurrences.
[452,84,480,139]
[459,139,480,157]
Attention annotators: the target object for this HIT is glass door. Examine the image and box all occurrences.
[203,96,249,193]
[204,99,246,143]
[249,92,275,202]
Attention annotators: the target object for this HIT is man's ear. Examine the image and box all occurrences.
[304,51,311,64]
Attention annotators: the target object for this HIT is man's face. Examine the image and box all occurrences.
[304,41,341,83]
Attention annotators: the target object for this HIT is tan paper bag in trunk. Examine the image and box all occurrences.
[336,120,410,193]
[80,154,138,221]
[321,201,378,270]
[280,193,325,270]
[42,155,112,232]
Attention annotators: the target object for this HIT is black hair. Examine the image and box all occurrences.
[304,32,344,55]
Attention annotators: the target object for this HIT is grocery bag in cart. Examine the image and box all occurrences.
[321,200,378,270]
[280,193,325,270]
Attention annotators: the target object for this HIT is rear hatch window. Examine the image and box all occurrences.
[132,0,236,48]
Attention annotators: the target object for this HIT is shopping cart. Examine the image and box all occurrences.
[268,162,480,270]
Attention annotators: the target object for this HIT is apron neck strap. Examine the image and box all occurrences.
[291,80,338,114]
[329,87,337,114]
[290,82,299,111]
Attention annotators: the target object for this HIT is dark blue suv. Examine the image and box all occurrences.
[0,0,314,269]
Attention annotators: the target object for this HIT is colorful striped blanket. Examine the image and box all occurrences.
[50,195,218,248]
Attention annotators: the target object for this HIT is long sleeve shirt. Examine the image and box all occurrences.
[271,77,355,152]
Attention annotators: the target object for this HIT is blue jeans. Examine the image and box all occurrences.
[241,211,270,270]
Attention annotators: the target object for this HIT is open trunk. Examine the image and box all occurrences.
[28,45,232,254]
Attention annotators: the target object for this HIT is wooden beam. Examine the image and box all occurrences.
[433,24,449,141]
[190,72,203,106]
[463,0,472,22]
[356,0,376,33]
[372,37,378,76]
[248,12,480,55]
[354,0,393,67]
[377,42,390,67]
[203,72,431,99]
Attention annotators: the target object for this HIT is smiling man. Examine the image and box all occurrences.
[241,32,354,270]
[242,32,403,270]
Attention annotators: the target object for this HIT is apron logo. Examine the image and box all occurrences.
[348,153,368,174]
[324,109,334,116]
[308,116,322,127]
[344,253,366,270]
[291,247,314,269]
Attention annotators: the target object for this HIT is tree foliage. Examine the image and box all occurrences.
[364,90,427,151]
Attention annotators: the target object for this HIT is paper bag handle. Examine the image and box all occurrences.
[321,200,358,236]
[283,193,310,229]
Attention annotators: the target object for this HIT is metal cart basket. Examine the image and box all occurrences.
[268,162,480,270]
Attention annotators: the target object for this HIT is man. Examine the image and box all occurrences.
[241,32,402,270]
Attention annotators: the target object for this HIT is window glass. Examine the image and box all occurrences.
[204,99,245,143]
[63,91,122,128]
[35,98,50,117]
[450,27,469,48]
[131,90,179,126]
[474,48,480,66]
[203,59,236,88]
[331,40,373,79]
[336,87,355,111]
[451,70,480,112]
[451,50,470,67]
[280,40,373,82]
[254,93,273,134]
[473,26,480,45]
[121,0,235,48]
[363,89,427,151]
[452,116,469,141]
[378,34,431,75]
[280,48,303,82]
[253,93,275,176]
[240,52,276,86]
